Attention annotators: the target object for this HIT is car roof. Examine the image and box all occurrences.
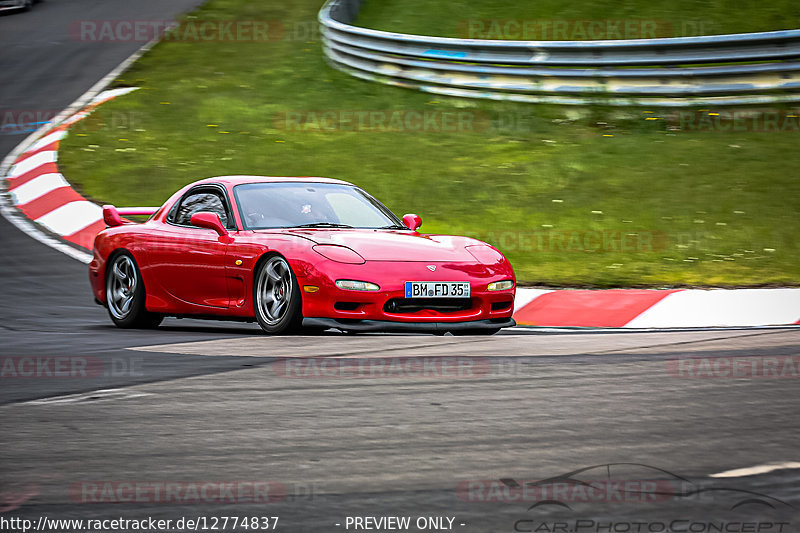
[192,175,354,187]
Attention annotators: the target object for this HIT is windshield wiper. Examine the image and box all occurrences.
[294,222,354,228]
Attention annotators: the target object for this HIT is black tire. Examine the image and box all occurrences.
[253,255,302,334]
[105,251,162,329]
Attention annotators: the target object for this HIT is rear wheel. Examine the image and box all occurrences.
[254,255,302,334]
[106,252,162,329]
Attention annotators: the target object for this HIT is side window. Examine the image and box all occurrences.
[172,190,230,228]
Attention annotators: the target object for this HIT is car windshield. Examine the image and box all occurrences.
[233,182,405,230]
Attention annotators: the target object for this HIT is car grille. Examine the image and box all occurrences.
[383,298,473,314]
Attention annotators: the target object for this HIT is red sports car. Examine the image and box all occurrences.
[89,176,516,334]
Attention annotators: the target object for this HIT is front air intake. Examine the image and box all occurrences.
[383,298,473,314]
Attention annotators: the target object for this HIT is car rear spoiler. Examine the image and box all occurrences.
[102,205,159,227]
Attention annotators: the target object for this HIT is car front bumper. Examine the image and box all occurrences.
[298,258,516,324]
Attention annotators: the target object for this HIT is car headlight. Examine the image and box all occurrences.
[488,280,515,291]
[313,244,365,264]
[336,280,381,291]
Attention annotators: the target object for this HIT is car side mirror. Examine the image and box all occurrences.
[402,214,422,231]
[190,212,229,237]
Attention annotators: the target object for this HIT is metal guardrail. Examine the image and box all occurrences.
[319,0,800,106]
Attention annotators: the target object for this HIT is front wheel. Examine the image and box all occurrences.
[254,255,302,334]
[106,252,162,329]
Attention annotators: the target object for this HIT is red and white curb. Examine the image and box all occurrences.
[513,287,800,328]
[3,88,137,251]
[3,90,800,329]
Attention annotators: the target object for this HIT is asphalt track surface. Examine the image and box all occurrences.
[1,1,799,531]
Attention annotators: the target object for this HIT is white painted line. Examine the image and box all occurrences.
[62,88,142,126]
[26,129,67,153]
[0,202,93,263]
[711,462,800,478]
[35,201,102,236]
[625,289,800,328]
[511,324,800,333]
[1,37,158,265]
[9,173,70,205]
[514,288,553,313]
[61,111,90,126]
[26,389,152,405]
[91,86,140,104]
[8,150,57,180]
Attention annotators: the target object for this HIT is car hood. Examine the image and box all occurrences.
[281,229,479,262]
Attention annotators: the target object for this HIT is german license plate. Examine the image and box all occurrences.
[405,281,470,298]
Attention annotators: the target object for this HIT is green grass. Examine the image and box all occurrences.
[356,0,800,38]
[59,0,800,287]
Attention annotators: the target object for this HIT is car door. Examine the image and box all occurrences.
[148,185,234,309]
